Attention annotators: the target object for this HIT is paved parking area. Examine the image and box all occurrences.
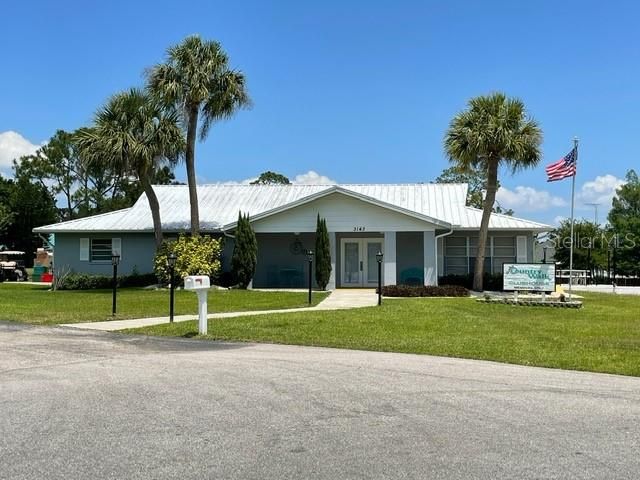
[568,284,640,295]
[2,322,639,479]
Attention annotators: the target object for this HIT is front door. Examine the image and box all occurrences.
[340,238,384,287]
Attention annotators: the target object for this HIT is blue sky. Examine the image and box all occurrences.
[1,0,638,225]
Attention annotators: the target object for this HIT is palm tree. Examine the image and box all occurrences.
[76,89,185,249]
[444,93,543,291]
[147,35,251,235]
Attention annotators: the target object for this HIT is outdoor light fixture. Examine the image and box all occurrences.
[376,251,383,306]
[167,253,177,323]
[307,250,314,305]
[111,252,121,316]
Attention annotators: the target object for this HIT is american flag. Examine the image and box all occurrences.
[546,148,577,182]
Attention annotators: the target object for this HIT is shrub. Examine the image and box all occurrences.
[56,272,158,290]
[381,284,469,297]
[438,273,504,291]
[231,213,257,289]
[154,234,222,285]
[315,214,332,290]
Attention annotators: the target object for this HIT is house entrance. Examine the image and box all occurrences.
[340,238,384,287]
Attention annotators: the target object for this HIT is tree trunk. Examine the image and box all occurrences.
[66,192,73,221]
[142,176,163,249]
[185,105,200,235]
[472,160,499,291]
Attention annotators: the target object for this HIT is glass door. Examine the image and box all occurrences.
[342,241,361,285]
[341,238,384,287]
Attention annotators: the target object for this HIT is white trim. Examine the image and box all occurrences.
[383,232,396,286]
[423,231,436,286]
[516,236,528,263]
[79,238,89,261]
[327,232,336,290]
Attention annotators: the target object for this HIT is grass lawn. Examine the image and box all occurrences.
[128,292,640,376]
[0,283,328,325]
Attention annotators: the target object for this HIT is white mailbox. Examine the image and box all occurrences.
[184,275,210,290]
[184,275,211,334]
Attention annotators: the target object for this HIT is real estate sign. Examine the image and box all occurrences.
[503,263,556,292]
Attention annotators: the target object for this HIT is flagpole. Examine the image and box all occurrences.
[568,137,578,300]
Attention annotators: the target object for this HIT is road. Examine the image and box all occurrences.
[1,322,639,479]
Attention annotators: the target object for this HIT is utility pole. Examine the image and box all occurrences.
[585,202,600,226]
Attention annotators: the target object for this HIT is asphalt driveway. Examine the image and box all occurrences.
[1,322,639,479]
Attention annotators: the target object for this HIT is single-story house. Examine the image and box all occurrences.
[34,183,551,288]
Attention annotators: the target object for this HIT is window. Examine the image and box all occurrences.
[444,235,518,276]
[492,237,516,274]
[91,239,112,262]
[468,237,491,257]
[445,237,467,256]
[444,237,468,275]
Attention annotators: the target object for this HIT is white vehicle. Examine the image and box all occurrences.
[0,251,29,282]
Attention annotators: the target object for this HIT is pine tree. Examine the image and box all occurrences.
[315,214,332,290]
[231,213,258,288]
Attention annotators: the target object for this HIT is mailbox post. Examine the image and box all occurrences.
[184,275,210,335]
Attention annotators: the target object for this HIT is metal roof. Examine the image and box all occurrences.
[34,183,551,233]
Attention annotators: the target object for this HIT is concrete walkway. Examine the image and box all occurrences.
[62,288,378,331]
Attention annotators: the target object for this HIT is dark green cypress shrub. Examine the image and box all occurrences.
[231,213,258,289]
[315,214,332,290]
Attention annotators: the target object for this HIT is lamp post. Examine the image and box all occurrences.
[111,252,120,316]
[307,250,314,305]
[167,252,177,323]
[376,250,383,306]
[542,246,547,264]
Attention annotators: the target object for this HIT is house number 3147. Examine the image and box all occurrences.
[353,226,365,232]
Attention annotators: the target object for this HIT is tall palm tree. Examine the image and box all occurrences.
[147,35,251,235]
[76,89,185,249]
[444,93,543,291]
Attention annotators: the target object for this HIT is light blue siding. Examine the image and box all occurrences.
[53,233,156,276]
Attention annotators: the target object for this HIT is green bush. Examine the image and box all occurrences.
[154,234,222,285]
[231,213,257,289]
[438,273,504,291]
[56,272,158,290]
[381,284,469,297]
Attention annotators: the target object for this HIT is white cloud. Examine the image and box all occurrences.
[205,170,336,186]
[553,215,567,226]
[496,186,567,212]
[578,174,625,207]
[217,176,257,185]
[291,170,336,185]
[0,131,44,173]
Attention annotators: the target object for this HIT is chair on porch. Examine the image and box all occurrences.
[399,268,424,286]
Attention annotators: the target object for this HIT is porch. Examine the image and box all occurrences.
[251,231,438,289]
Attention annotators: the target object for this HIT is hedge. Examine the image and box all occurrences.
[55,272,158,290]
[381,284,469,297]
[438,273,504,291]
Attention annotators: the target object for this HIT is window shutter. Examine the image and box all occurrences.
[112,238,122,259]
[80,238,89,261]
[516,236,528,263]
